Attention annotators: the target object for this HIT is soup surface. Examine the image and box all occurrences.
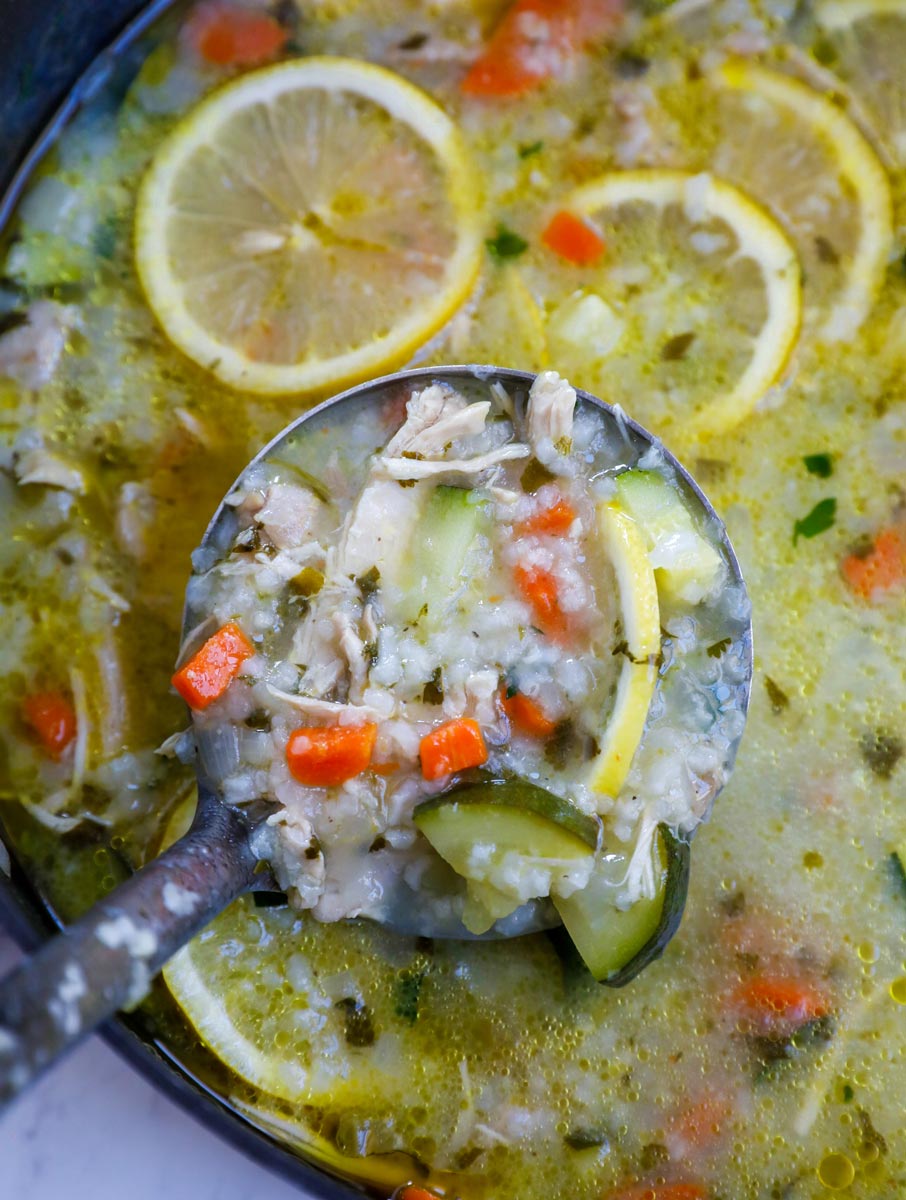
[1,1,905,1198]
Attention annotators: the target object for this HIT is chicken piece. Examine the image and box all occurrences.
[255,483,321,550]
[0,301,75,390]
[256,809,326,910]
[378,444,529,481]
[115,481,156,559]
[334,610,369,702]
[14,442,86,494]
[526,371,576,457]
[385,383,490,457]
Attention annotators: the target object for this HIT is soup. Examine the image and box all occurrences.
[1,1,905,1198]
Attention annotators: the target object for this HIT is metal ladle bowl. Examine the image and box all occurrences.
[0,365,753,1107]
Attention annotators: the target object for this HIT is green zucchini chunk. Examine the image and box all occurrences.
[553,824,690,987]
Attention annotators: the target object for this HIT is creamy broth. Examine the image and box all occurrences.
[1,2,905,1198]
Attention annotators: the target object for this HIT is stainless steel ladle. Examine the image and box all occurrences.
[0,366,753,1109]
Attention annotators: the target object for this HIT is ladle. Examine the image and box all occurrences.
[0,366,753,1109]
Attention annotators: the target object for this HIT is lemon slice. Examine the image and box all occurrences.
[710,60,893,342]
[163,895,408,1105]
[590,502,660,799]
[538,168,800,441]
[136,58,483,395]
[814,0,906,168]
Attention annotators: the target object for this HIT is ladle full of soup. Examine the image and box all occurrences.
[0,365,750,1107]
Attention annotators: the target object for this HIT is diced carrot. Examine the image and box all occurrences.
[542,210,606,265]
[394,1188,440,1200]
[841,527,906,600]
[22,691,77,760]
[420,718,488,780]
[503,690,558,737]
[728,975,829,1037]
[666,1092,734,1157]
[171,622,255,711]
[286,723,378,787]
[187,2,288,66]
[516,496,577,537]
[604,1184,708,1200]
[461,0,624,98]
[514,563,568,640]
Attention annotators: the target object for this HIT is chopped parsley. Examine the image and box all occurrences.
[803,453,833,478]
[764,676,789,714]
[394,969,426,1024]
[661,331,696,361]
[518,140,544,159]
[335,997,375,1047]
[860,730,903,779]
[793,497,836,544]
[706,637,731,659]
[486,225,529,260]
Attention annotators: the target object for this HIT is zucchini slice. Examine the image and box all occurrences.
[615,469,724,605]
[397,484,486,627]
[553,825,690,987]
[413,778,600,933]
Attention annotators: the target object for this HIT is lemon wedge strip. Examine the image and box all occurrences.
[136,58,483,395]
[566,168,801,438]
[590,503,660,800]
[715,59,892,344]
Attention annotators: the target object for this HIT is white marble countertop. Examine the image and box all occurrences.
[1,931,315,1200]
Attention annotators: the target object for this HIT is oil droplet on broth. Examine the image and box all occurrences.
[817,1152,855,1189]
[889,977,906,1004]
[857,941,878,964]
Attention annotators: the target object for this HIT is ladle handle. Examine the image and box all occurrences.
[0,794,257,1110]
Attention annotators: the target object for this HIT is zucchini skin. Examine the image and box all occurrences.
[603,826,690,988]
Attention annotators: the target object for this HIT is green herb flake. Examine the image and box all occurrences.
[706,637,731,659]
[661,331,696,361]
[521,458,557,493]
[764,676,789,714]
[803,453,833,479]
[793,497,836,544]
[336,997,376,1047]
[394,969,426,1024]
[355,565,380,596]
[564,1126,609,1151]
[486,225,529,260]
[842,1083,854,1103]
[422,666,444,705]
[518,140,544,159]
[860,730,903,779]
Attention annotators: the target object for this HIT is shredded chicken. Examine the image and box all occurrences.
[14,443,86,494]
[255,483,321,550]
[0,301,75,390]
[525,371,576,457]
[334,611,369,702]
[378,444,529,480]
[266,685,388,723]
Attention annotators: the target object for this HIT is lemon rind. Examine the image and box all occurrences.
[590,503,660,800]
